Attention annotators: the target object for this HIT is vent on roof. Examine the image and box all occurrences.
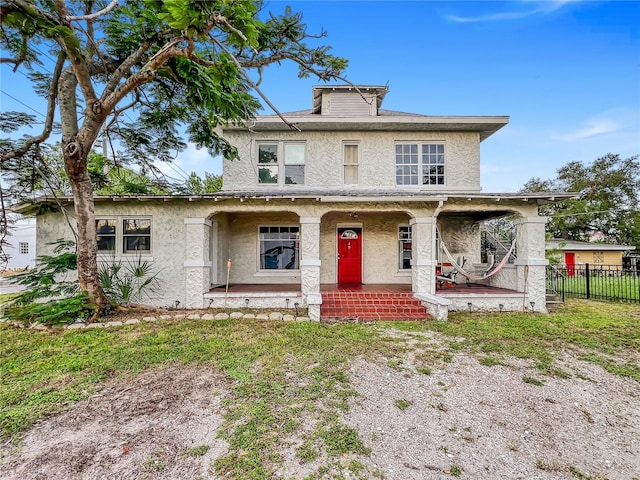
[321,91,378,117]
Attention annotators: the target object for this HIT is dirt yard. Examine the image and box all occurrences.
[1,330,639,479]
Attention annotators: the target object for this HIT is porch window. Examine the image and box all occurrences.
[395,143,445,186]
[398,226,412,270]
[259,226,300,270]
[96,218,116,251]
[344,143,358,185]
[123,218,151,252]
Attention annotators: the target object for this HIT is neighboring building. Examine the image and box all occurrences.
[2,216,36,271]
[16,85,572,320]
[546,238,636,268]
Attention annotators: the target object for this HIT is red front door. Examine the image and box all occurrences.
[337,228,362,284]
[565,252,575,277]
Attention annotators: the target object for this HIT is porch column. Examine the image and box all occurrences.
[183,217,212,308]
[300,216,322,321]
[513,216,549,312]
[410,216,436,295]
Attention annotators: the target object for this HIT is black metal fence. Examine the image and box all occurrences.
[546,264,640,304]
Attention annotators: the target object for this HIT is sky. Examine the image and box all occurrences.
[1,0,639,193]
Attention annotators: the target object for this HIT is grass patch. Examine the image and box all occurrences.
[394,399,411,411]
[1,299,637,477]
[523,376,545,386]
[390,299,640,381]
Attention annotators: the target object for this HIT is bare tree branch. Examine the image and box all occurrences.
[0,52,64,163]
[66,0,118,22]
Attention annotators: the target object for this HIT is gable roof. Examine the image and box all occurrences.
[546,239,636,251]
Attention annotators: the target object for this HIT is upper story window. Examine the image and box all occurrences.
[343,143,359,185]
[19,242,29,255]
[257,142,306,186]
[96,217,151,254]
[395,143,445,186]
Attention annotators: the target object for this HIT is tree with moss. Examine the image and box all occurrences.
[1,0,347,310]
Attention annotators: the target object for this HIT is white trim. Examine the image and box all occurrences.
[96,215,153,256]
[342,141,360,186]
[184,217,212,226]
[253,271,300,277]
[256,140,307,187]
[183,260,213,268]
[395,141,446,187]
[300,259,321,267]
[299,216,321,224]
[257,224,301,272]
[336,224,363,284]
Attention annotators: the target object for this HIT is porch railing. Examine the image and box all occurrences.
[546,263,640,304]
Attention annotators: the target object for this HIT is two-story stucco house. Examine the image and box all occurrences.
[21,85,571,320]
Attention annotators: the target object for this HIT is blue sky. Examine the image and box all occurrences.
[1,0,638,192]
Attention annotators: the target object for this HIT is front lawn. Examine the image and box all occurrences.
[1,299,638,477]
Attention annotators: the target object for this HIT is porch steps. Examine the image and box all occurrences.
[320,291,430,321]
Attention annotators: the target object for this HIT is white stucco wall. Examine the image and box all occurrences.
[222,130,481,192]
[3,216,36,270]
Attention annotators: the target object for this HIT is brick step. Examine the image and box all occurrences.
[321,307,428,315]
[320,292,430,320]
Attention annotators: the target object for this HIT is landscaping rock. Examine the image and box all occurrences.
[269,312,283,321]
[66,323,85,329]
[173,314,186,319]
[214,313,230,320]
[104,321,123,328]
[86,323,105,329]
[124,318,140,325]
[296,317,310,322]
[201,313,215,320]
[143,316,158,322]
[282,314,296,322]
[230,312,244,319]
[158,315,172,320]
[187,313,201,320]
[243,313,256,319]
[256,314,269,320]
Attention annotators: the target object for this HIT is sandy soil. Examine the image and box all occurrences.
[1,330,639,480]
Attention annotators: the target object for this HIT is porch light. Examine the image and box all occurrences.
[499,303,504,313]
[467,302,472,313]
[208,298,214,308]
[175,300,180,308]
[245,298,250,306]
[529,301,535,313]
[286,298,290,308]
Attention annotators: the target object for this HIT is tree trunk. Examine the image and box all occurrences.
[63,143,108,308]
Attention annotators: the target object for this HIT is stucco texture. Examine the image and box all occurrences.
[223,131,481,192]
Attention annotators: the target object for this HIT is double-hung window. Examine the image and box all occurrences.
[343,143,359,185]
[395,143,445,186]
[259,226,300,270]
[398,226,412,270]
[96,219,117,251]
[96,217,152,254]
[257,142,306,186]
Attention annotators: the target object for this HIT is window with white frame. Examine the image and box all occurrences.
[398,226,412,270]
[343,143,358,185]
[19,242,29,255]
[96,217,151,254]
[395,143,445,186]
[96,218,116,251]
[259,226,299,270]
[257,142,305,185]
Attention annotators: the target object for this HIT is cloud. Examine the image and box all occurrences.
[445,0,581,23]
[554,118,623,141]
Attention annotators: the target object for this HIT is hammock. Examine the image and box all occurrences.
[438,229,517,282]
